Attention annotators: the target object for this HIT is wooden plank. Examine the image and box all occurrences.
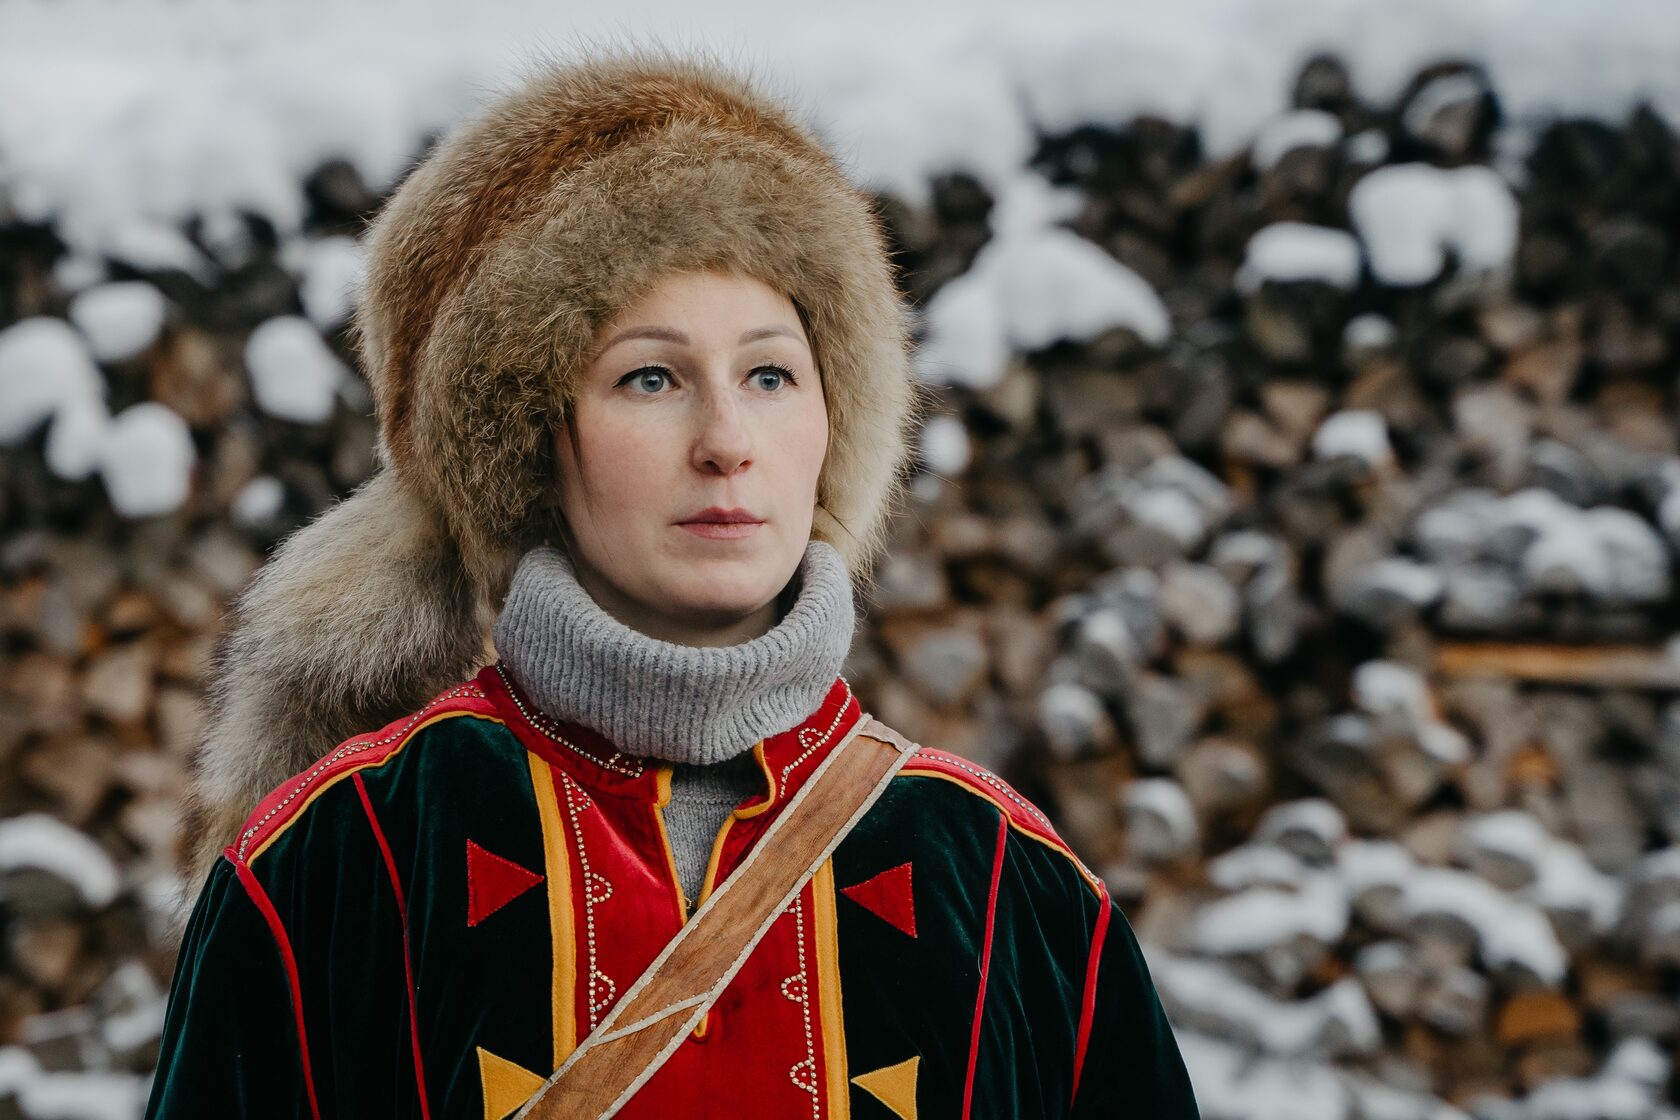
[1434,641,1680,689]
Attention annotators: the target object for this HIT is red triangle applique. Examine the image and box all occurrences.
[840,861,917,938]
[466,838,543,927]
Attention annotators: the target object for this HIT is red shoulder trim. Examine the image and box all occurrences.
[899,748,1106,896]
[229,849,324,1120]
[232,678,498,864]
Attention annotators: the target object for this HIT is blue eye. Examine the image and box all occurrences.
[754,362,798,390]
[619,366,671,393]
[616,363,800,394]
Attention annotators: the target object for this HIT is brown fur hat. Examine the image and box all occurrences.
[170,42,930,936]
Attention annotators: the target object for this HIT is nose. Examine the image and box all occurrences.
[691,383,752,476]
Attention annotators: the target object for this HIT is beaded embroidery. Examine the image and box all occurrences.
[235,682,486,860]
[494,661,644,777]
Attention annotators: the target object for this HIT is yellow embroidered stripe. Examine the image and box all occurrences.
[898,771,1109,899]
[246,710,490,865]
[812,859,851,1118]
[528,753,578,1066]
[650,766,687,905]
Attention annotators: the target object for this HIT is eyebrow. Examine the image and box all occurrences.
[597,324,807,353]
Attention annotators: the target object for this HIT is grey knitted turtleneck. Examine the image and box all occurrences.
[491,538,857,908]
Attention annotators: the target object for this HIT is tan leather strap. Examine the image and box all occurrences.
[513,715,919,1119]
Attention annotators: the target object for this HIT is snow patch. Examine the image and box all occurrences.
[1236,222,1361,293]
[0,317,106,445]
[1349,163,1519,286]
[67,281,168,362]
[243,315,353,424]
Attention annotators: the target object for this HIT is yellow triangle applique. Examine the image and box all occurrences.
[851,1055,919,1119]
[477,1045,545,1120]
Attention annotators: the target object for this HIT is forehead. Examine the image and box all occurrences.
[590,270,810,360]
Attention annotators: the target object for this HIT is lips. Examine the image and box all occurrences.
[679,507,761,524]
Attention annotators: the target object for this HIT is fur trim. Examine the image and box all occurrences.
[170,468,493,938]
[350,42,932,592]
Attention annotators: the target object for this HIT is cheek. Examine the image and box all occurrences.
[558,409,667,510]
[772,402,830,486]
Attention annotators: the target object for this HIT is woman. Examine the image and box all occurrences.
[147,45,1199,1119]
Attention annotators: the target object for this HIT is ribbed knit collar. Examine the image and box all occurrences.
[490,539,857,766]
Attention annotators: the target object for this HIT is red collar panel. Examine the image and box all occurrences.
[478,661,862,809]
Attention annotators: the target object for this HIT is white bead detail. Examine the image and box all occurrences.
[236,683,487,859]
[558,769,616,1028]
[495,662,644,777]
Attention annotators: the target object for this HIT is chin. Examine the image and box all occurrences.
[660,560,780,614]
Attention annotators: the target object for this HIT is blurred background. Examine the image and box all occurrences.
[3,1,1680,1116]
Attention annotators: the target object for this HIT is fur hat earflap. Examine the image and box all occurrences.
[170,40,931,936]
[171,467,494,927]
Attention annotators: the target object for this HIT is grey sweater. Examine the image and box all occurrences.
[490,539,857,908]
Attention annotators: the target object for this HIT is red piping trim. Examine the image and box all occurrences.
[228,849,323,1120]
[353,773,433,1120]
[1068,891,1113,1107]
[961,812,1009,1120]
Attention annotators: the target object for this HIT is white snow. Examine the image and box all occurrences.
[1,1046,150,1120]
[1479,488,1673,604]
[1174,1029,1351,1120]
[1126,487,1210,549]
[20,1070,151,1120]
[44,395,112,481]
[1351,659,1434,724]
[243,315,354,423]
[1348,163,1520,286]
[231,474,286,526]
[284,234,366,332]
[1400,866,1569,984]
[1524,1070,1656,1120]
[1,0,1675,280]
[66,281,169,362]
[1416,720,1470,764]
[1036,680,1107,755]
[52,253,108,294]
[1255,798,1348,852]
[1153,953,1379,1057]
[100,998,167,1055]
[1348,1075,1468,1120]
[0,812,121,907]
[1123,778,1200,850]
[910,268,1013,390]
[1191,872,1349,954]
[1531,839,1623,936]
[1343,312,1397,351]
[1208,842,1308,891]
[1311,409,1393,468]
[1334,557,1447,611]
[1401,73,1488,139]
[1600,1037,1671,1093]
[1337,838,1417,897]
[0,317,106,445]
[915,224,1170,388]
[918,414,972,476]
[104,219,217,281]
[1235,222,1362,293]
[1344,128,1390,166]
[1463,810,1548,865]
[1251,109,1343,170]
[99,401,197,517]
[1637,847,1680,888]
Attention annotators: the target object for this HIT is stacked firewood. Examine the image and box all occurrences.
[2,54,1678,1118]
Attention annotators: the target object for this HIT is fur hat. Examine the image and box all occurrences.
[171,43,930,935]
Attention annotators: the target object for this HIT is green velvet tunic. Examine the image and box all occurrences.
[145,662,1199,1119]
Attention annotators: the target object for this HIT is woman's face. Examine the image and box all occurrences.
[551,268,828,645]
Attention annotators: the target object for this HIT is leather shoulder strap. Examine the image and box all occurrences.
[515,715,919,1119]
